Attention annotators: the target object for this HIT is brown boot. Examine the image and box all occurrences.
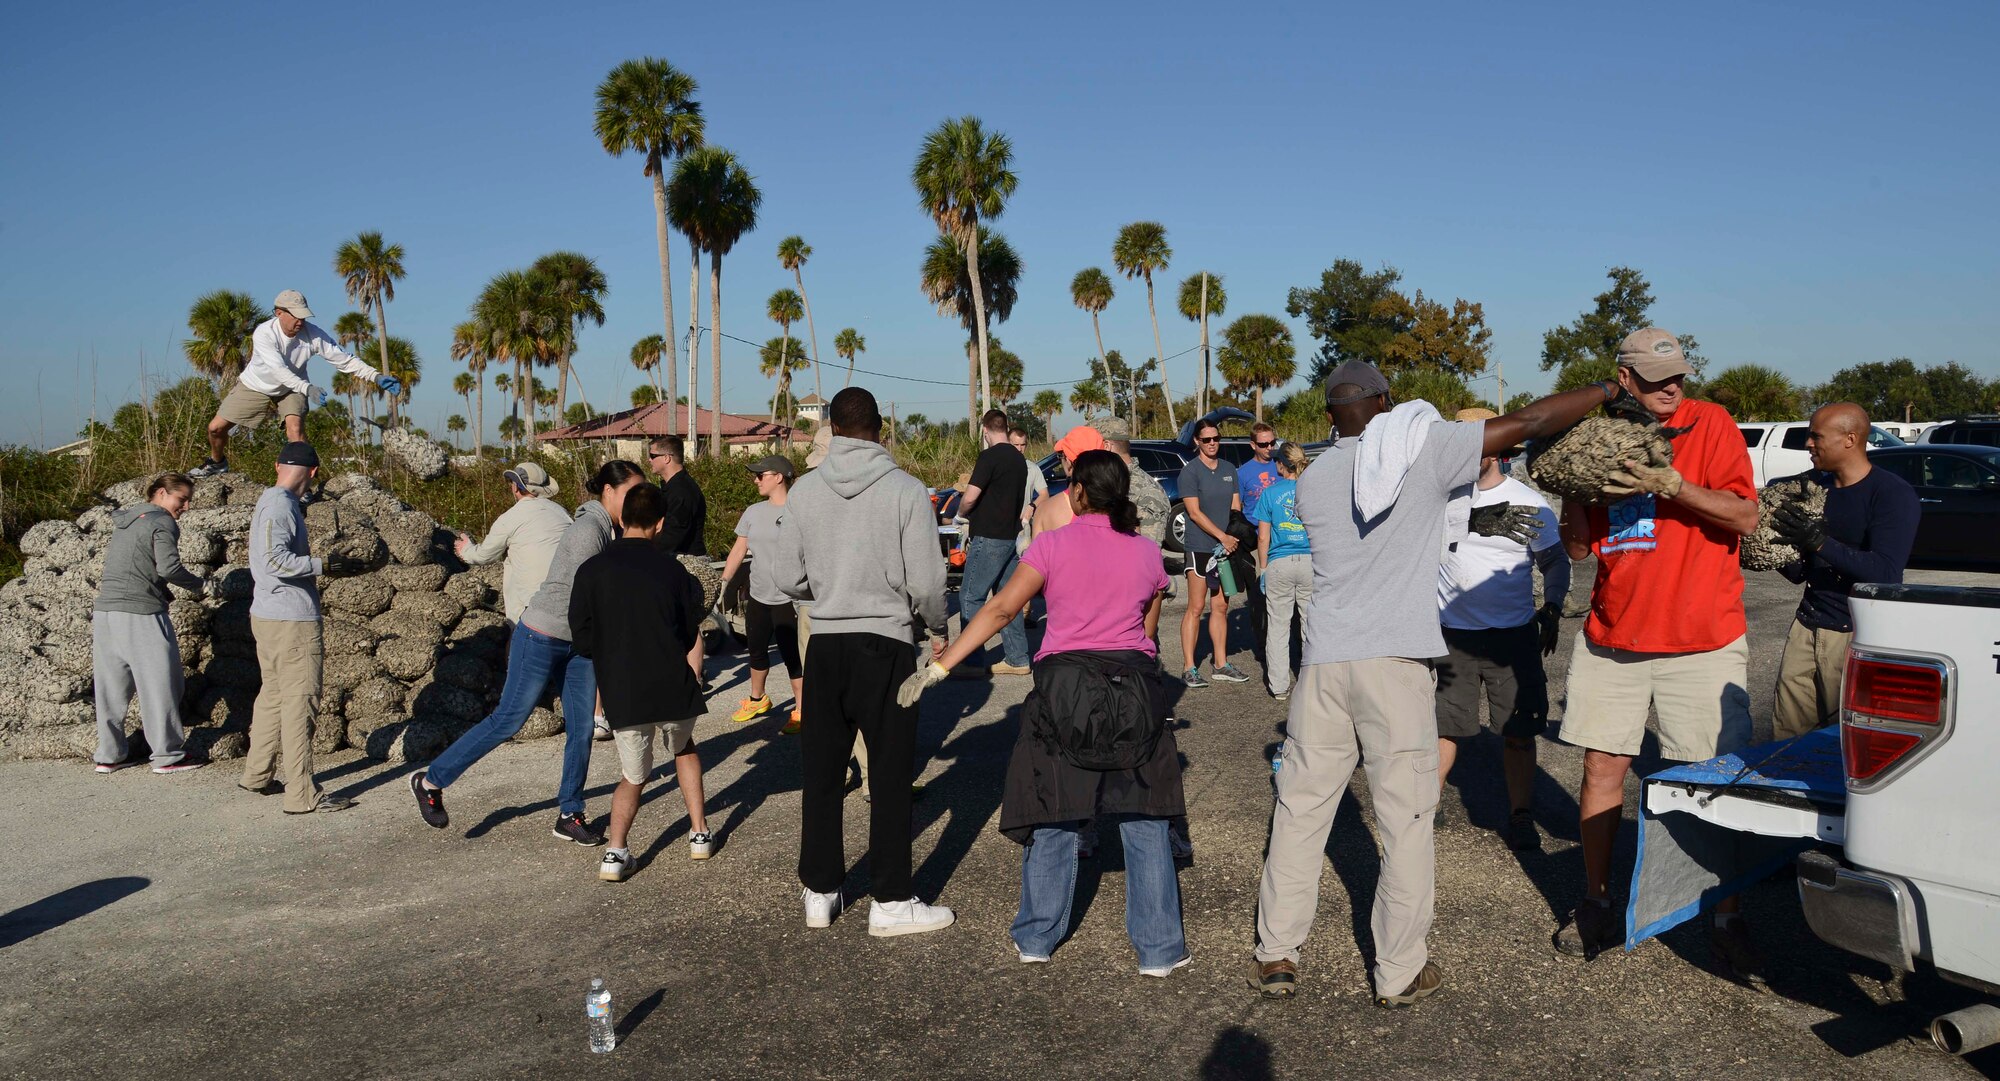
[1253,958,1298,997]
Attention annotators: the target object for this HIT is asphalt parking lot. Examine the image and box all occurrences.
[2,562,1996,1080]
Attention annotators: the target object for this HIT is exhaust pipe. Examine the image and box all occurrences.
[1931,1004,2000,1055]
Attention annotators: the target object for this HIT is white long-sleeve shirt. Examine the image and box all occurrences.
[238,316,380,396]
[460,496,572,622]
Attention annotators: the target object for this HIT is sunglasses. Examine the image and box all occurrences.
[1252,440,1274,449]
[1195,435,1220,444]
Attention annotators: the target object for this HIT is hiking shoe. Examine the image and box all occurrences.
[1555,899,1618,959]
[868,898,955,938]
[598,850,633,882]
[94,756,143,774]
[592,714,612,741]
[991,661,1032,676]
[238,780,283,796]
[1708,917,1767,980]
[411,771,448,829]
[552,812,604,846]
[1140,955,1192,978]
[187,458,228,479]
[152,751,208,774]
[688,832,714,860]
[1375,962,1443,1008]
[1505,810,1541,852]
[731,695,773,723]
[1211,664,1251,684]
[803,886,842,929]
[1182,668,1210,689]
[285,795,355,815]
[781,710,801,736]
[1254,959,1299,997]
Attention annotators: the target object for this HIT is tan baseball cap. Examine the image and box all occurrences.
[1617,327,1692,381]
[804,425,834,469]
[273,289,314,319]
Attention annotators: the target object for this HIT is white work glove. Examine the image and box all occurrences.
[896,662,950,708]
[305,384,328,409]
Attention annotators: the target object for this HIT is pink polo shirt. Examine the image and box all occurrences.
[1019,514,1169,661]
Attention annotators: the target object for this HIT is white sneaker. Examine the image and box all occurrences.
[868,897,955,938]
[592,714,612,742]
[598,850,633,882]
[1139,954,1191,978]
[1018,949,1051,964]
[803,886,842,928]
[688,831,713,860]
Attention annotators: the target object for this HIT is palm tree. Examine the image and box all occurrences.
[777,236,824,401]
[1069,379,1110,420]
[475,269,559,453]
[632,384,662,408]
[833,328,865,387]
[182,290,263,388]
[1031,388,1063,437]
[1704,364,1803,421]
[529,251,607,418]
[920,227,1021,431]
[766,288,804,417]
[329,372,362,444]
[759,336,811,421]
[1069,268,1116,418]
[333,311,372,355]
[375,336,422,422]
[450,320,490,457]
[1216,314,1295,422]
[668,145,761,456]
[987,338,1023,405]
[1112,221,1175,431]
[912,115,1018,417]
[1177,271,1227,417]
[452,371,476,432]
[630,334,665,403]
[595,58,704,431]
[333,231,407,421]
[446,414,467,450]
[497,414,525,446]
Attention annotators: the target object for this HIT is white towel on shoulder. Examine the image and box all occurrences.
[1354,399,1474,554]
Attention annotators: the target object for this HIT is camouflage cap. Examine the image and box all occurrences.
[1088,415,1131,441]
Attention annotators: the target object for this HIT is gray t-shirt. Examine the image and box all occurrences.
[735,500,789,606]
[1299,421,1482,665]
[1176,456,1239,554]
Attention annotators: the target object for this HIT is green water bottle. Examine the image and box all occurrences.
[1218,553,1239,597]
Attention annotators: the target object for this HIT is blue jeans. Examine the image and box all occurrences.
[424,622,597,816]
[959,535,1030,668]
[1012,817,1186,968]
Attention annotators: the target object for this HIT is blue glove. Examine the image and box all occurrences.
[377,374,402,397]
[305,384,328,408]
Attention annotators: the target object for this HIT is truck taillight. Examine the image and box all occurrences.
[1841,725,1922,782]
[1844,656,1943,724]
[1840,651,1951,789]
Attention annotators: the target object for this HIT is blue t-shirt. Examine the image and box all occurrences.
[1238,460,1281,522]
[1253,478,1308,560]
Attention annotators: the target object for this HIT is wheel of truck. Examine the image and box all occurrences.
[1166,501,1188,555]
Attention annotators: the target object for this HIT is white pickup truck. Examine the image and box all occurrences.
[1738,421,1908,487]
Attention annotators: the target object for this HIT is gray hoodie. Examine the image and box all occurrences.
[94,504,204,615]
[771,436,947,643]
[520,499,615,641]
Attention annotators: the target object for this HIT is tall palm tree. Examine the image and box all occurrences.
[631,384,662,408]
[668,145,761,456]
[833,328,865,387]
[333,231,407,421]
[452,371,476,433]
[333,311,372,354]
[912,115,1018,417]
[921,227,1021,432]
[595,58,704,432]
[630,334,666,403]
[182,290,262,388]
[766,288,804,415]
[1112,221,1174,431]
[446,414,467,450]
[474,269,559,452]
[1177,271,1227,418]
[1216,314,1295,422]
[1068,269,1115,418]
[450,320,490,457]
[376,336,422,422]
[759,336,811,420]
[776,236,824,401]
[1031,388,1063,437]
[329,372,362,444]
[529,251,608,418]
[1069,379,1109,420]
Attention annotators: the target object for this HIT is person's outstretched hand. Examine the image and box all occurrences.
[1537,602,1562,656]
[321,553,371,578]
[897,662,951,708]
[376,374,402,398]
[1468,502,1543,546]
[306,384,328,409]
[1771,502,1828,553]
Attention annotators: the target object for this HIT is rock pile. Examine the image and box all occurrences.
[383,428,450,481]
[1739,476,1827,572]
[1527,417,1679,506]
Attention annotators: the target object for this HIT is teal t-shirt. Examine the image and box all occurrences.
[1253,478,1308,561]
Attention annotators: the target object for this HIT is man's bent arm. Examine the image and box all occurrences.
[1483,383,1617,458]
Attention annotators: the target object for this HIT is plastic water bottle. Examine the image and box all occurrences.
[586,978,614,1053]
[1271,747,1284,775]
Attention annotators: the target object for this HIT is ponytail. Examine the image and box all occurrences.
[1068,450,1140,535]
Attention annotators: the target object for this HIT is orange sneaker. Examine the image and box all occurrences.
[731,695,773,723]
[781,709,802,736]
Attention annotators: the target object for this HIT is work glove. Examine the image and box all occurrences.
[1771,502,1828,553]
[376,374,402,398]
[1602,449,1683,500]
[321,553,372,578]
[1468,501,1543,546]
[1536,602,1561,657]
[1601,387,1656,426]
[896,662,951,708]
[305,384,328,409]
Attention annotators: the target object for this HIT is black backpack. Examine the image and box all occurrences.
[1026,651,1167,772]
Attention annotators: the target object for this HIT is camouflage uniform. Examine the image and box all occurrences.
[1091,417,1168,547]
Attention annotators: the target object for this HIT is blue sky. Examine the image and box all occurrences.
[3,0,1996,447]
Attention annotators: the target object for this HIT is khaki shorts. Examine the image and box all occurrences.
[613,719,696,784]
[1558,633,1752,761]
[219,382,307,429]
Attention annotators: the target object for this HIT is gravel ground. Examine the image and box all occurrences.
[2,564,1995,1080]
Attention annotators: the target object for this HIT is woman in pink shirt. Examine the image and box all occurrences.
[904,451,1188,976]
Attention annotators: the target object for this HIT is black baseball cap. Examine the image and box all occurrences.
[276,442,320,467]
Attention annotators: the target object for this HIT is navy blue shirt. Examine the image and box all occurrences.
[1788,467,1920,632]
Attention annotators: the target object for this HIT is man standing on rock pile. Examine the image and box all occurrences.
[92,471,212,775]
[189,290,401,479]
[240,442,369,813]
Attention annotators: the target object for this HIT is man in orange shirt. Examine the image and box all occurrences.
[1554,328,1761,972]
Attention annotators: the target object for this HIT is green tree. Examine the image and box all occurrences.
[1069,379,1110,420]
[921,227,1022,432]
[1177,271,1226,417]
[1540,267,1703,387]
[445,414,466,450]
[474,269,556,451]
[365,336,421,420]
[759,336,810,421]
[913,115,1018,417]
[987,338,1023,405]
[1379,292,1491,377]
[452,371,476,433]
[1216,314,1296,421]
[450,320,490,456]
[333,231,407,421]
[330,371,363,444]
[1389,368,1479,415]
[182,290,262,389]
[833,328,865,387]
[777,236,823,401]
[629,334,665,403]
[497,414,525,445]
[1112,221,1176,432]
[1504,391,1537,412]
[669,145,761,456]
[632,383,661,408]
[563,402,600,427]
[1703,364,1802,421]
[1285,259,1409,383]
[595,57,703,424]
[766,287,805,411]
[1070,268,1116,417]
[1031,388,1064,436]
[333,311,371,354]
[529,251,608,418]
[1921,361,1998,418]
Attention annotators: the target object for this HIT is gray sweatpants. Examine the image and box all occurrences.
[1255,657,1440,997]
[92,610,189,766]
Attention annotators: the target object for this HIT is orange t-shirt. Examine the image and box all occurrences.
[1582,398,1754,654]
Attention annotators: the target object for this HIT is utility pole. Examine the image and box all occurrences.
[890,401,898,449]
[1198,272,1211,418]
[1495,360,1505,414]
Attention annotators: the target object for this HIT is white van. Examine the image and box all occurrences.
[1875,420,1941,443]
[1737,421,1906,487]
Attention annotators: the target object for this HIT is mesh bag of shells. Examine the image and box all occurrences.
[1526,416,1679,506]
[1738,475,1827,572]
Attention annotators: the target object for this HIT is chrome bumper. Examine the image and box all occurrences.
[1796,850,1918,971]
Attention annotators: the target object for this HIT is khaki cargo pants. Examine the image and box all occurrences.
[1772,618,1851,741]
[242,616,325,813]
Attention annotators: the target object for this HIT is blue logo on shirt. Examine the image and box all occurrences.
[1602,494,1658,554]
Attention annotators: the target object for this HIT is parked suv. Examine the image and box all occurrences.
[1738,420,1905,487]
[1918,418,2000,448]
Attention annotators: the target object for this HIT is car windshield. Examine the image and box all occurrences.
[1868,426,1906,447]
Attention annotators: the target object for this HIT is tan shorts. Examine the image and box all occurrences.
[219,382,306,429]
[1558,633,1752,761]
[612,719,696,784]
